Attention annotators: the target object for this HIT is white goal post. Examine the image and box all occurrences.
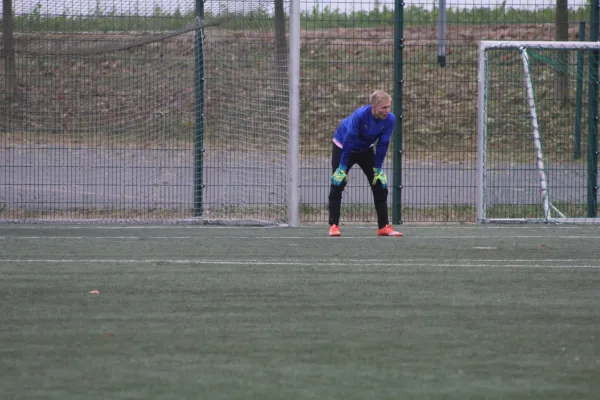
[477,40,600,224]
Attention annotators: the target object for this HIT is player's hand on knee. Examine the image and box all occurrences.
[331,165,348,186]
[372,168,387,189]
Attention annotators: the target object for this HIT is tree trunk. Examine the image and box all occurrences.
[274,0,288,104]
[555,0,569,104]
[2,0,16,98]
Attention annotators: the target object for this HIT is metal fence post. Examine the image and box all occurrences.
[288,0,300,227]
[392,0,404,224]
[437,0,447,67]
[194,0,205,217]
[575,21,585,160]
[588,4,599,217]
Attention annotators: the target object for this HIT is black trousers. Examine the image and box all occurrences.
[328,143,389,229]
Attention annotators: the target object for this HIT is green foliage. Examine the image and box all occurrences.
[6,3,592,33]
[10,4,198,33]
[301,4,590,29]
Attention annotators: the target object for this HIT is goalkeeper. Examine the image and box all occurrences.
[328,91,402,237]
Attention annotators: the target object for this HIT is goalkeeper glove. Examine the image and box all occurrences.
[372,168,387,189]
[331,165,348,186]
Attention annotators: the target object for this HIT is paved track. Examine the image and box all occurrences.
[0,147,594,212]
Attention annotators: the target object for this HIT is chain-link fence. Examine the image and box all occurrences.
[1,0,597,223]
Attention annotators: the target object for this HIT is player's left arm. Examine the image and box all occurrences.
[372,116,395,188]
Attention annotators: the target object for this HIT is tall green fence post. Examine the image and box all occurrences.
[575,21,585,160]
[392,0,404,224]
[194,0,205,217]
[588,4,599,217]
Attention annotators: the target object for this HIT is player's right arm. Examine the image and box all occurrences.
[338,109,363,169]
[331,109,363,186]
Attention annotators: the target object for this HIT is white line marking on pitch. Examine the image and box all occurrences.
[0,225,596,230]
[0,258,596,263]
[0,259,599,268]
[0,235,589,239]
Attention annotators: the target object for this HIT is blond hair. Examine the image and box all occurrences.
[369,90,391,106]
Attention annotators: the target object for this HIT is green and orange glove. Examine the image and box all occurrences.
[372,168,387,189]
[331,165,348,186]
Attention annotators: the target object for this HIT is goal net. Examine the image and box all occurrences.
[201,0,290,226]
[477,41,600,224]
[0,0,290,225]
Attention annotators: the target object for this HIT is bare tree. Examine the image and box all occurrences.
[555,0,569,104]
[274,0,288,92]
[2,0,16,98]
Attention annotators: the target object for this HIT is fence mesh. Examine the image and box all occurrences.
[1,0,597,223]
[1,5,200,222]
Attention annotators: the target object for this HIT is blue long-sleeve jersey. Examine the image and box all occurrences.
[332,105,395,170]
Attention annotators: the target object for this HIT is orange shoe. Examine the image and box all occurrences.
[329,224,341,237]
[377,224,403,237]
